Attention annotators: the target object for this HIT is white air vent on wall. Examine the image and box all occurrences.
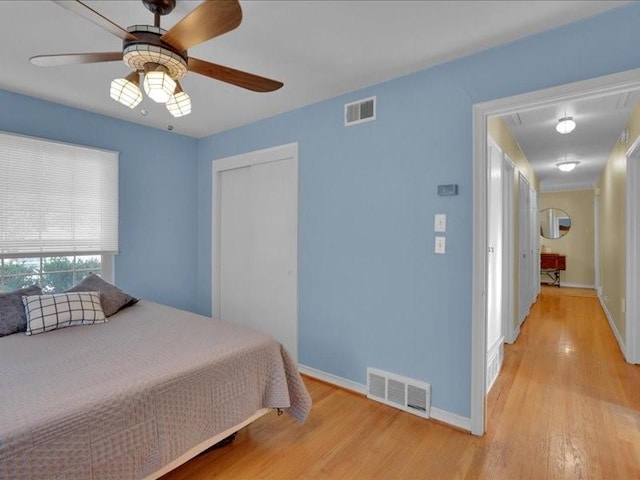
[367,367,431,418]
[345,96,376,126]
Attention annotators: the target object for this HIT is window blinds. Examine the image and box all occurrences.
[0,131,118,256]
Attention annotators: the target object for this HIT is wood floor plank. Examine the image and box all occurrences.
[162,287,640,479]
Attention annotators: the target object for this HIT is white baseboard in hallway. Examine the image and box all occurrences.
[486,336,504,393]
[598,294,626,358]
[561,283,596,289]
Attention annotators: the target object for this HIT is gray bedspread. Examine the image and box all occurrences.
[0,301,311,479]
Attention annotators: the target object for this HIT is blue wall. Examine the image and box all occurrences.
[196,4,640,417]
[0,90,199,312]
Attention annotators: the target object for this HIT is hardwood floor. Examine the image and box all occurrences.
[162,287,640,479]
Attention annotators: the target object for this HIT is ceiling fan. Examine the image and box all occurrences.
[30,0,284,118]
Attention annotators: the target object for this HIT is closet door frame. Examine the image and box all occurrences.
[212,142,299,358]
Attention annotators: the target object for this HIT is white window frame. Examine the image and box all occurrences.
[0,254,113,293]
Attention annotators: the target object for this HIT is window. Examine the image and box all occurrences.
[0,255,112,293]
[0,131,118,293]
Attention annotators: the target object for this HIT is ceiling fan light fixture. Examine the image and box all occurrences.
[166,82,191,118]
[33,0,284,124]
[143,63,176,104]
[556,116,576,134]
[556,161,580,172]
[110,71,143,108]
[122,31,188,80]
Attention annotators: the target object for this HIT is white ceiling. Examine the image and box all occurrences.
[500,90,640,192]
[0,1,628,138]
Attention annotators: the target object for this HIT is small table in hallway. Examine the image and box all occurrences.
[540,252,566,287]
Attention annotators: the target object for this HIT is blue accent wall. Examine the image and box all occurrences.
[196,4,640,417]
[2,4,640,419]
[0,90,199,312]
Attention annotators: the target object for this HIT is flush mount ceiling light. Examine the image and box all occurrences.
[29,0,285,122]
[556,161,580,172]
[556,116,576,134]
[110,71,142,109]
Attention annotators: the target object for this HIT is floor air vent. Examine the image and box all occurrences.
[345,96,376,126]
[367,368,430,418]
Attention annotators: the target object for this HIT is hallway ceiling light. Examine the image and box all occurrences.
[556,116,576,134]
[556,161,580,172]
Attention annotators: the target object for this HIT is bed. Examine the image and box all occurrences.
[0,300,311,479]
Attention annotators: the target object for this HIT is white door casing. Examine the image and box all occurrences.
[486,138,504,393]
[502,156,516,344]
[594,195,601,295]
[518,174,531,325]
[487,139,502,348]
[213,142,299,360]
[531,187,540,300]
[626,138,640,364]
[487,138,503,354]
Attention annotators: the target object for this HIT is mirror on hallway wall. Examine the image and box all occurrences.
[540,208,571,239]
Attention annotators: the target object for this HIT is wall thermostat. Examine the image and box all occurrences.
[437,184,458,196]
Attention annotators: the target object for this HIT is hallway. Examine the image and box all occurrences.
[482,286,640,478]
[164,286,640,479]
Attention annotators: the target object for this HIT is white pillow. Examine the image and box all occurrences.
[22,292,106,335]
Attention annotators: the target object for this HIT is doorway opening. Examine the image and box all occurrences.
[471,68,640,436]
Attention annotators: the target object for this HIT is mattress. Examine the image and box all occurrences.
[0,300,311,479]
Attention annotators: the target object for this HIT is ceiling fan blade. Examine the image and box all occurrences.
[30,52,123,67]
[161,0,242,52]
[53,1,137,41]
[188,57,283,93]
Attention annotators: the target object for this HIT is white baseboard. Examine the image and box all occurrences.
[506,324,520,344]
[486,336,504,393]
[430,407,472,431]
[298,364,367,395]
[598,294,627,358]
[298,364,471,432]
[560,283,596,289]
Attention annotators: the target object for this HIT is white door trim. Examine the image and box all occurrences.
[486,136,504,393]
[503,155,516,344]
[531,187,540,300]
[625,138,640,364]
[472,67,640,436]
[486,137,516,345]
[211,142,299,319]
[594,195,601,295]
[517,173,531,327]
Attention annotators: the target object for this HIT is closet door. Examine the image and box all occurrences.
[214,144,298,360]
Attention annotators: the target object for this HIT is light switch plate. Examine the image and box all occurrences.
[434,214,446,232]
[435,236,446,254]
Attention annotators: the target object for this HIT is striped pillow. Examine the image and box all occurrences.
[22,292,106,336]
